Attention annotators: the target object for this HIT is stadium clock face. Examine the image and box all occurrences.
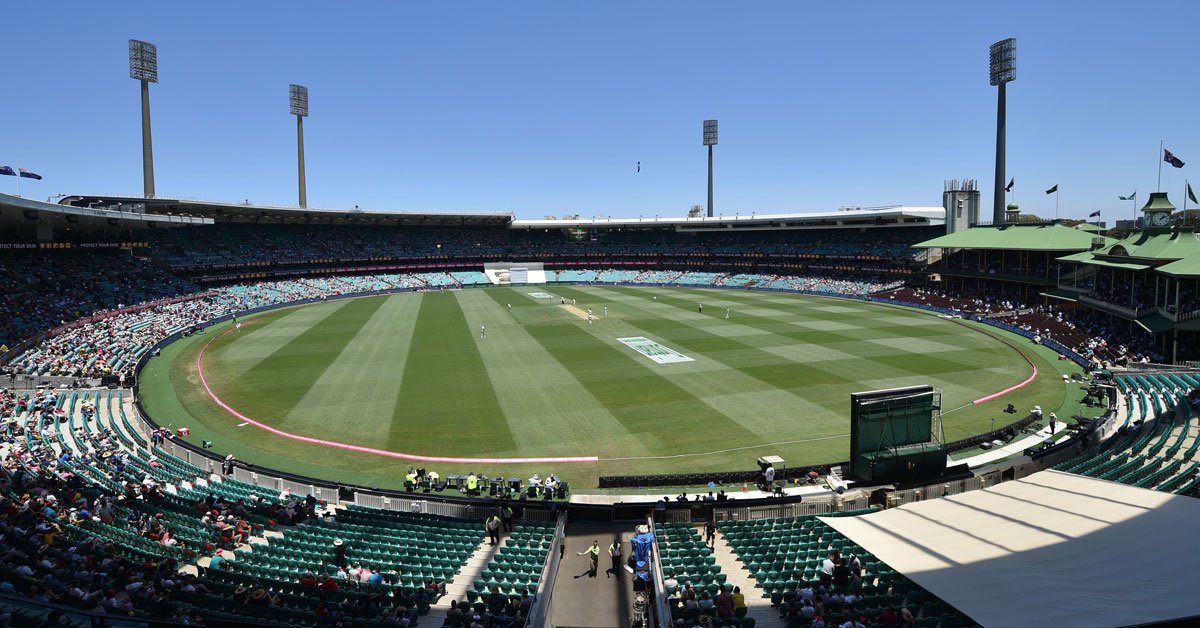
[1150,212,1170,226]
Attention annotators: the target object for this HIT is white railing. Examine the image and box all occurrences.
[525,511,567,628]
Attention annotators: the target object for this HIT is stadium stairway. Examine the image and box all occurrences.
[709,526,783,628]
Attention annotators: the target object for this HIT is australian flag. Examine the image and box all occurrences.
[0,165,15,177]
[1164,148,1185,169]
[1004,177,1014,192]
[18,168,42,180]
[1089,210,1101,218]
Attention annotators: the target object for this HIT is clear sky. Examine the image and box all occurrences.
[2,1,1198,220]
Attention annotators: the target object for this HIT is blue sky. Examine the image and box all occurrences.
[2,1,1198,220]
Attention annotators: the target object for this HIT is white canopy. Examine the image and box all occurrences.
[822,470,1200,628]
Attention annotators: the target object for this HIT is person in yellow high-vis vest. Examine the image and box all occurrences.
[576,540,599,578]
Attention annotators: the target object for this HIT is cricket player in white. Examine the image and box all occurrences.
[507,303,512,312]
[480,325,486,338]
[725,308,730,320]
[587,308,593,324]
[235,320,242,332]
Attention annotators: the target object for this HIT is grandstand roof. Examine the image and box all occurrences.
[822,470,1200,628]
[58,194,514,226]
[0,192,212,229]
[1158,254,1200,277]
[913,222,1115,251]
[1057,229,1200,271]
[510,206,944,230]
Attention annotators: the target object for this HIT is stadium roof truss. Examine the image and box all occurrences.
[511,207,945,231]
[1,192,212,229]
[913,223,1115,251]
[58,195,514,226]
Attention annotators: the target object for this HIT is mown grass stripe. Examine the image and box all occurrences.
[388,291,515,454]
[513,290,760,449]
[283,295,422,444]
[206,297,386,427]
[213,300,351,377]
[466,288,655,458]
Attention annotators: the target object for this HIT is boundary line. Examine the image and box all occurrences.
[194,326,599,465]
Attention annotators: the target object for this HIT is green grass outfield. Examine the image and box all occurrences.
[138,285,1083,490]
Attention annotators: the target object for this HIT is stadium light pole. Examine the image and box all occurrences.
[129,39,159,199]
[989,38,1016,226]
[703,119,718,217]
[290,84,309,208]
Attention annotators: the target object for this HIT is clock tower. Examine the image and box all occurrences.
[1140,191,1175,231]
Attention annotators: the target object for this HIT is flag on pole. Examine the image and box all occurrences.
[1005,178,1014,192]
[1164,148,1185,168]
[1119,190,1136,201]
[1188,183,1198,205]
[17,168,42,180]
[1045,184,1058,194]
[636,161,640,173]
[1088,210,1101,218]
[0,166,15,177]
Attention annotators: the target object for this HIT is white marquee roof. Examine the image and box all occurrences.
[822,470,1200,628]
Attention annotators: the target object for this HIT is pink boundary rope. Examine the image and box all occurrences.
[194,329,599,464]
[971,352,1038,405]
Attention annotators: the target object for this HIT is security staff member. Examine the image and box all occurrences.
[607,538,622,579]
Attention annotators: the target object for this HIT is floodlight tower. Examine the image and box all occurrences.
[989,38,1016,225]
[129,39,159,198]
[703,119,718,217]
[290,84,309,208]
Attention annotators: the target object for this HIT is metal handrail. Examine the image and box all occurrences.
[525,510,567,627]
[647,516,672,628]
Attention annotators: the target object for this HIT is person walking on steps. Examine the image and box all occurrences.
[576,540,600,578]
[485,514,502,546]
[606,538,622,579]
[704,520,717,548]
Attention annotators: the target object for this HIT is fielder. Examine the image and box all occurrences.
[587,308,593,325]
[480,325,486,339]
[725,307,730,320]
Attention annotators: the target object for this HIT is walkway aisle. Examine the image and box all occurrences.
[708,528,784,628]
[550,522,635,628]
[426,531,509,626]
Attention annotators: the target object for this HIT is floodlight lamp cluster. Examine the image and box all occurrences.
[289,84,309,117]
[988,38,1016,86]
[128,39,158,83]
[703,119,718,146]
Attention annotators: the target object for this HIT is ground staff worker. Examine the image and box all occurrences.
[502,505,515,532]
[607,538,622,579]
[578,540,600,577]
[466,473,478,496]
[486,514,502,546]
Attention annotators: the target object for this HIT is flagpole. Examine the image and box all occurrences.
[1055,189,1059,220]
[1158,140,1163,192]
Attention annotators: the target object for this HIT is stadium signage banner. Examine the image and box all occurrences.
[618,337,694,364]
[526,292,554,299]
